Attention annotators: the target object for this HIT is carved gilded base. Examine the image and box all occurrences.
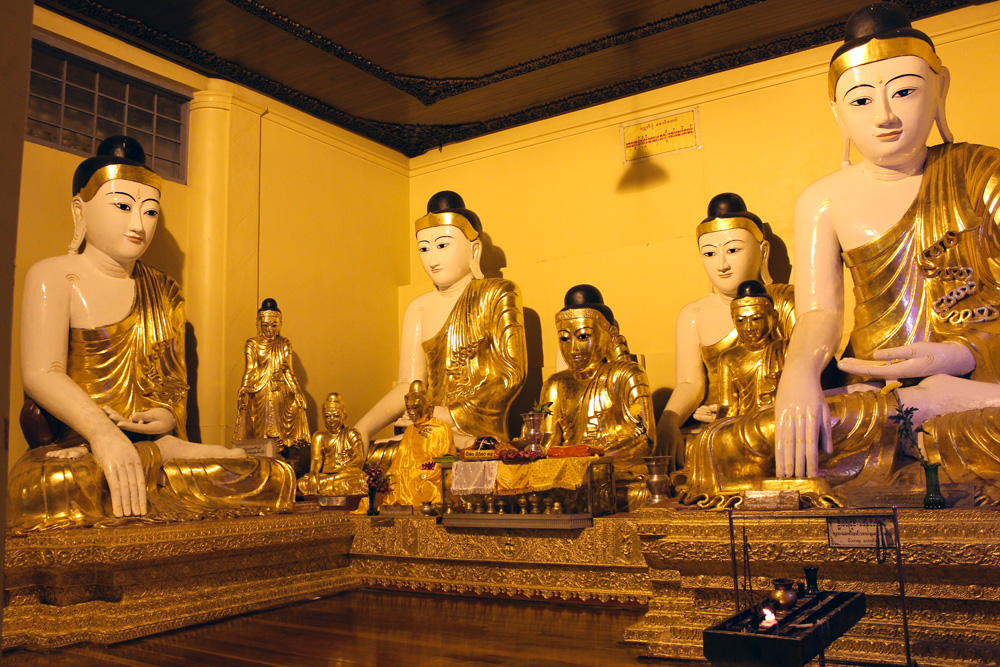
[349,515,650,605]
[626,507,1000,666]
[4,513,359,650]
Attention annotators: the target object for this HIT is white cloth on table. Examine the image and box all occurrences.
[450,460,499,495]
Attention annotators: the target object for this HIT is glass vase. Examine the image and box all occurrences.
[921,461,946,509]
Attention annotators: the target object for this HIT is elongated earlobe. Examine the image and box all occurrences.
[759,240,772,285]
[470,240,484,280]
[936,67,953,144]
[69,196,86,254]
[831,100,852,169]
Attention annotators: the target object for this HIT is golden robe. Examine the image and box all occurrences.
[717,338,788,417]
[679,143,1000,506]
[423,278,527,440]
[8,262,295,533]
[233,335,309,447]
[380,418,455,506]
[297,426,367,496]
[540,359,654,510]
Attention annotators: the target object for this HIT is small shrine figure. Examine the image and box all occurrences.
[379,380,455,507]
[233,299,310,472]
[539,285,655,510]
[717,280,788,419]
[297,393,366,496]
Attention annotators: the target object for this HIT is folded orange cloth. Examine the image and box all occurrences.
[546,445,593,458]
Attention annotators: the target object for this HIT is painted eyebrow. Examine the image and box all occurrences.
[433,234,453,243]
[106,191,137,201]
[887,73,925,85]
[141,198,159,205]
[844,83,875,97]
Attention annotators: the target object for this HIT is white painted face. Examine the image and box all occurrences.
[698,228,764,298]
[833,55,942,168]
[416,225,476,289]
[78,179,161,262]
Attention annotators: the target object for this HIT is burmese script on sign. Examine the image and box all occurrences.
[826,517,896,548]
[621,108,699,162]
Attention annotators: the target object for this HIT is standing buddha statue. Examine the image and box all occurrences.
[297,393,366,496]
[356,191,527,464]
[233,298,310,473]
[539,285,655,510]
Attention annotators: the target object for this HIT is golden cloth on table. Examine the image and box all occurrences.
[679,144,1000,507]
[450,457,596,496]
[423,277,527,440]
[7,262,295,533]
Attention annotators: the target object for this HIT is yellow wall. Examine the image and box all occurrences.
[9,3,1000,468]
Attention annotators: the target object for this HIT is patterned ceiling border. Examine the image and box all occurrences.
[39,0,974,157]
[223,0,771,105]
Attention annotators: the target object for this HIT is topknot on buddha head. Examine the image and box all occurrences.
[256,298,282,339]
[414,190,485,284]
[73,135,161,202]
[559,284,615,328]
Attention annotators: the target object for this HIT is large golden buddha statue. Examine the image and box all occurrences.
[9,137,295,532]
[357,192,527,463]
[297,393,366,496]
[686,4,1000,507]
[539,285,654,510]
[233,298,310,472]
[656,194,794,472]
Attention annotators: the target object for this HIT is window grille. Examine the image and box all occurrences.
[26,40,189,183]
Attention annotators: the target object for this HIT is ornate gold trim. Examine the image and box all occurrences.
[556,307,609,324]
[79,164,163,202]
[696,217,764,242]
[829,36,942,99]
[414,211,479,241]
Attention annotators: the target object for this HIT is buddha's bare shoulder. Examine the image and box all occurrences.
[24,254,88,288]
[796,167,855,214]
[680,294,718,317]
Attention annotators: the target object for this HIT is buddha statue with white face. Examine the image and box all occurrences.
[357,191,527,465]
[297,393,366,496]
[687,3,1000,507]
[656,194,794,472]
[9,137,295,532]
[538,285,654,510]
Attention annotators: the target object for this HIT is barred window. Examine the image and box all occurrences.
[26,40,189,182]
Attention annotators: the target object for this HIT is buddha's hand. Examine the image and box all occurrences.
[46,444,89,459]
[90,426,148,517]
[774,368,832,479]
[838,342,975,380]
[692,404,718,423]
[115,407,176,435]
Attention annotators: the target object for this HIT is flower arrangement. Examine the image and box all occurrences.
[531,400,553,416]
[420,460,436,471]
[363,465,391,494]
[883,381,927,462]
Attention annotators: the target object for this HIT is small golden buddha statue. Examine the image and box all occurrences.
[357,191,527,465]
[717,281,787,419]
[233,298,310,473]
[297,393,366,496]
[539,285,654,510]
[378,381,455,507]
[9,136,295,532]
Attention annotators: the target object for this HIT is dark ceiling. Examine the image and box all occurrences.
[40,0,977,157]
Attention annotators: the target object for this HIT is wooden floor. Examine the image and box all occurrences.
[2,590,682,666]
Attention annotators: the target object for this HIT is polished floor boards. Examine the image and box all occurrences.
[3,590,681,666]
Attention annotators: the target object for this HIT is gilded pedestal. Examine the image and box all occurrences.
[4,513,359,649]
[626,507,1000,666]
[350,515,649,605]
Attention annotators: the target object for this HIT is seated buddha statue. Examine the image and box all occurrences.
[233,298,310,474]
[377,380,455,508]
[538,285,655,510]
[297,393,366,496]
[693,4,1000,507]
[356,191,527,465]
[656,194,794,472]
[716,281,788,419]
[9,136,295,533]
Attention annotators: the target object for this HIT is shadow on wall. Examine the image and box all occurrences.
[479,231,506,279]
[615,158,669,193]
[184,322,201,442]
[143,211,185,287]
[508,306,545,439]
[764,222,792,284]
[291,350,313,435]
